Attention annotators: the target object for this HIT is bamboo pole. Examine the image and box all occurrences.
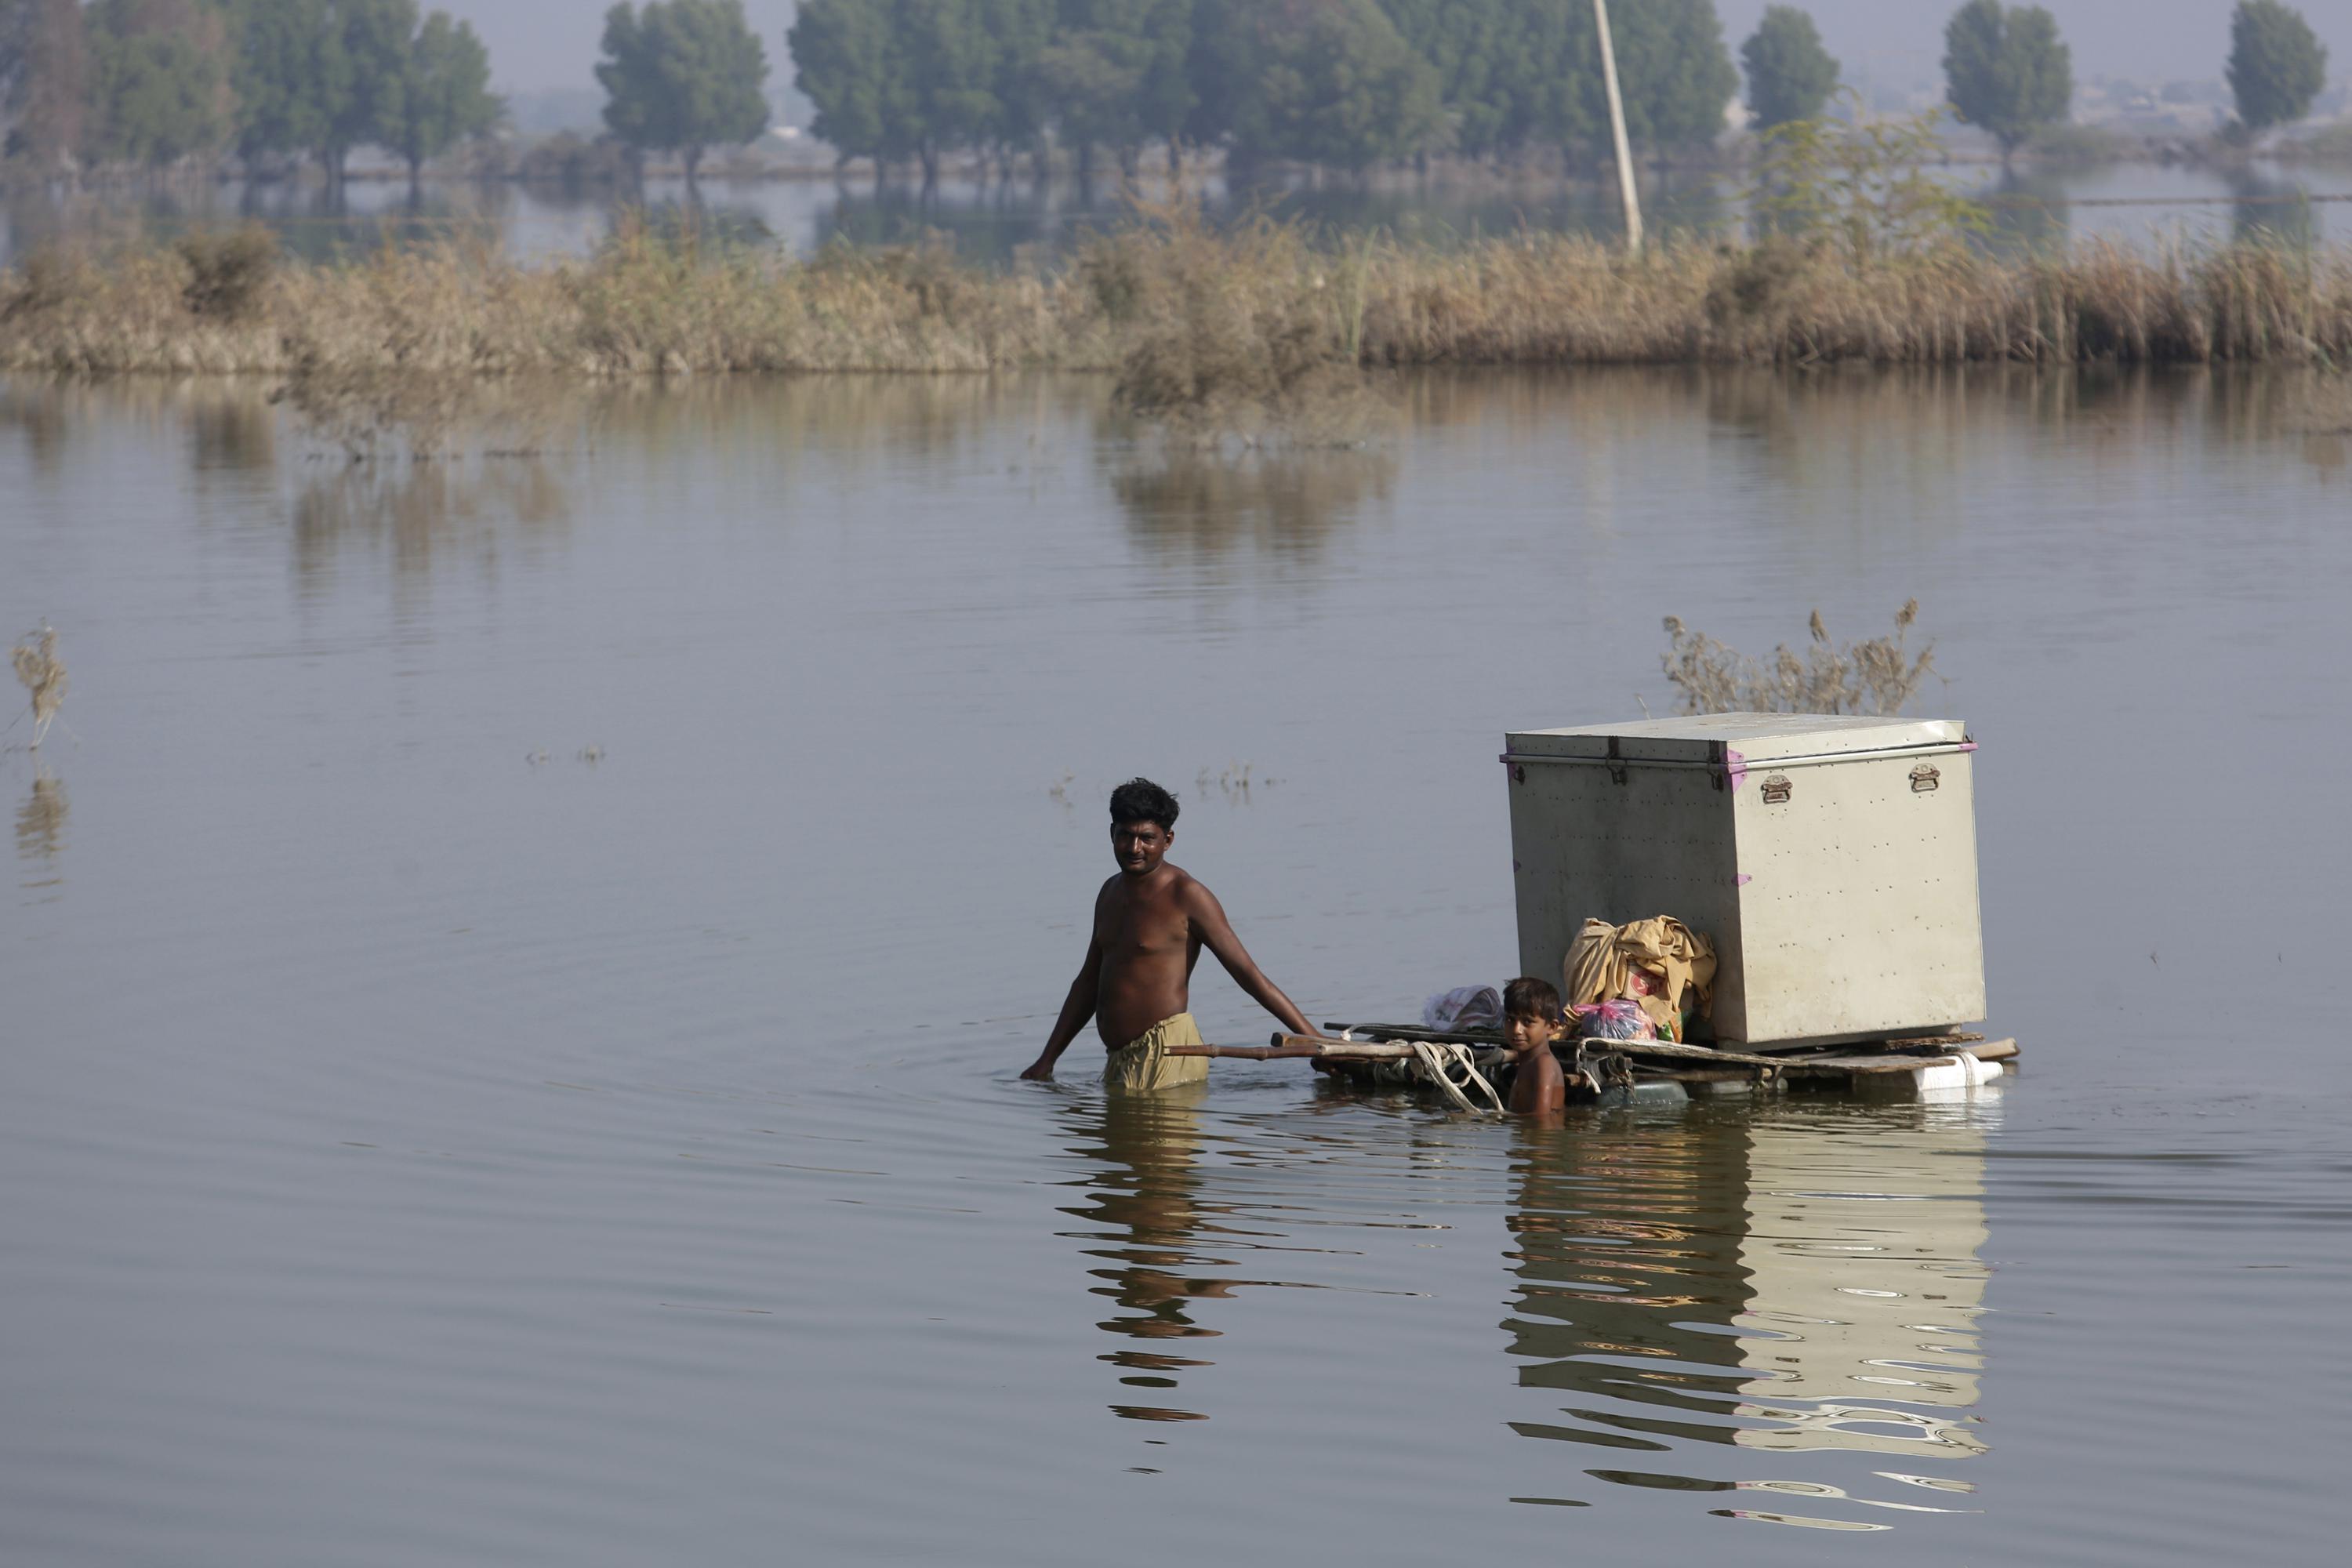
[1328,1022,2011,1061]
[1164,1036,2019,1072]
[1162,1040,1417,1061]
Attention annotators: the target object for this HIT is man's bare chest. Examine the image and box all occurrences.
[1097,895,1191,953]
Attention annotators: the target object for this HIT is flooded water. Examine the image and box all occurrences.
[4,365,2350,1565]
[4,157,2347,267]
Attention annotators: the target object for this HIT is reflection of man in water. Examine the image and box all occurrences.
[1061,1090,1232,1422]
[1499,1116,1753,1439]
[1021,777,1316,1089]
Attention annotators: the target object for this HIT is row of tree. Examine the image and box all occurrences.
[1,0,2332,186]
[0,0,497,181]
[1722,2,2077,156]
[1664,0,2328,163]
[781,0,2335,182]
[1935,0,2328,158]
[782,0,1746,181]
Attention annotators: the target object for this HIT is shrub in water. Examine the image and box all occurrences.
[1662,602,1936,716]
[176,227,278,321]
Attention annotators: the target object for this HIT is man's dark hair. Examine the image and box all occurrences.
[1502,975,1562,1021]
[1109,777,1179,833]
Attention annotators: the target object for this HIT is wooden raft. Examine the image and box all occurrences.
[1163,1024,2019,1093]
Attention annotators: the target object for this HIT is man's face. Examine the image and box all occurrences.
[1111,819,1171,877]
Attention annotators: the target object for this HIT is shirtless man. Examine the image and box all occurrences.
[1020,778,1317,1089]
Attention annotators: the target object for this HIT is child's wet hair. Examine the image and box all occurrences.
[1502,975,1562,1021]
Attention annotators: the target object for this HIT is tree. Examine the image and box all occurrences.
[1395,1,1740,162]
[887,0,1006,186]
[598,0,770,182]
[1941,0,2071,161]
[382,12,498,185]
[0,0,89,169]
[1599,0,1741,150]
[788,0,897,167]
[792,0,1086,186]
[1378,1,1581,162]
[86,0,238,166]
[1034,32,1131,180]
[973,0,1054,176]
[1196,0,1441,170]
[1740,5,1838,130]
[1040,0,1193,177]
[220,0,418,185]
[323,0,419,186]
[1751,109,1987,261]
[224,0,475,186]
[2227,1,2327,132]
[223,0,350,172]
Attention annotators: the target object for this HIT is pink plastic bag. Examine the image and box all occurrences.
[1570,998,1656,1041]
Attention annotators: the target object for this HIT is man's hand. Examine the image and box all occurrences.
[1028,936,1100,1083]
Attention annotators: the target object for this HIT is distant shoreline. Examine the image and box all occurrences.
[10,128,2351,199]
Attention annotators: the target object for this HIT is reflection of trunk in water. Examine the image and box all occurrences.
[1058,1088,1234,1424]
[1501,1102,1996,1523]
[292,457,571,594]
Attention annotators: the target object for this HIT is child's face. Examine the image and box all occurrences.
[1502,1011,1561,1055]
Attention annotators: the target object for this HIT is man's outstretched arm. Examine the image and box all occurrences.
[1188,884,1316,1037]
[1022,936,1103,1080]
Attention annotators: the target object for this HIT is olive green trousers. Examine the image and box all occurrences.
[1103,1013,1211,1092]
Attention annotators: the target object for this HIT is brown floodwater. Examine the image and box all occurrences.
[2,365,2348,1565]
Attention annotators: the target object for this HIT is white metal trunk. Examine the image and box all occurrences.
[1502,713,1986,1045]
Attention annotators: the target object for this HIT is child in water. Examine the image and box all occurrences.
[1501,975,1567,1116]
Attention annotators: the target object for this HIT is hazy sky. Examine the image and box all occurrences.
[444,1,2350,100]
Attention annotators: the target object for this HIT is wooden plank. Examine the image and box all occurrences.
[1724,1032,1987,1055]
[1781,1040,2016,1076]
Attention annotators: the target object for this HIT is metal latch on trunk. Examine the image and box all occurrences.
[1760,775,1793,804]
[1911,764,1941,793]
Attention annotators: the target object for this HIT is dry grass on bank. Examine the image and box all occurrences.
[3,214,2349,396]
[0,218,1109,379]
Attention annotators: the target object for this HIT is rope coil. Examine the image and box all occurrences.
[1403,1040,1504,1115]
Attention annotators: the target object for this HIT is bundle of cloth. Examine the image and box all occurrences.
[1421,984,1504,1033]
[1563,916,1717,1044]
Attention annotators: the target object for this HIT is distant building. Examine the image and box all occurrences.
[2076,75,2229,135]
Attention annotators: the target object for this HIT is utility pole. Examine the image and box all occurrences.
[1592,0,1643,256]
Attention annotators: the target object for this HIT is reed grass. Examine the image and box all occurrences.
[10,623,67,749]
[3,212,2348,394]
[1664,603,1937,717]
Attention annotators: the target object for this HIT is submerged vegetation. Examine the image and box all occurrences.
[2,208,2350,416]
[10,623,67,749]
